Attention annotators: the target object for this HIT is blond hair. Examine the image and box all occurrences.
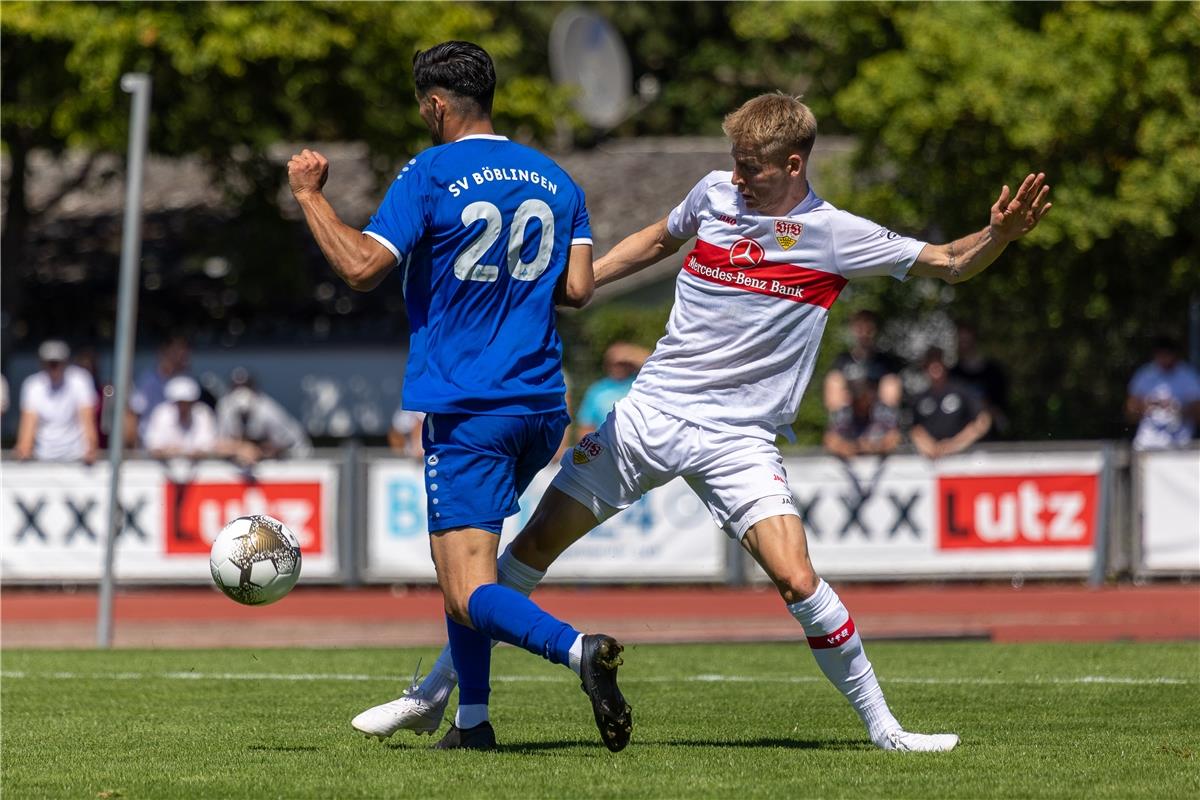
[722,92,817,163]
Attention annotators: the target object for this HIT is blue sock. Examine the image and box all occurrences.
[467,583,579,666]
[446,614,491,707]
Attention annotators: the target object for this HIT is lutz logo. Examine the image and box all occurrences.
[938,474,1096,549]
[774,220,803,250]
[165,481,324,555]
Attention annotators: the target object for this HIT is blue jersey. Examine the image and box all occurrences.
[364,134,592,415]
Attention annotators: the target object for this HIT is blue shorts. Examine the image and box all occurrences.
[421,410,569,534]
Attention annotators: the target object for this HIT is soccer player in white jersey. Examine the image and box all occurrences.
[354,92,1051,752]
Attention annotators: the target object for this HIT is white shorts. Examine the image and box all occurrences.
[552,396,798,539]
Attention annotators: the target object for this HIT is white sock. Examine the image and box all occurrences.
[415,547,548,702]
[418,648,459,706]
[454,703,488,729]
[567,634,584,677]
[787,580,901,746]
[497,548,546,595]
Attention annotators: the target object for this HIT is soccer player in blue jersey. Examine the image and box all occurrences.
[287,41,631,752]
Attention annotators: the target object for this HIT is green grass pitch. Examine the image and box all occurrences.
[2,641,1198,799]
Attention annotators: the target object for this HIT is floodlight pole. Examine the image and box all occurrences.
[98,73,152,649]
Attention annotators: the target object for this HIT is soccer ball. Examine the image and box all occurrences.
[209,514,302,606]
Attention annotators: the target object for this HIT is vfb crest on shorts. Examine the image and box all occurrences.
[775,220,803,250]
[573,434,604,464]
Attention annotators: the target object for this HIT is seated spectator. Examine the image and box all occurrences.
[823,378,900,458]
[950,320,1010,437]
[143,376,217,459]
[576,342,650,439]
[127,335,191,446]
[216,368,312,465]
[910,347,991,459]
[1126,335,1200,451]
[387,407,426,459]
[824,309,903,416]
[14,340,99,464]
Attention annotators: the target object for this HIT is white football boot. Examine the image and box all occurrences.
[881,729,960,752]
[352,663,449,740]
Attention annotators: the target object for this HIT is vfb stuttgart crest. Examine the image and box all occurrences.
[573,434,604,464]
[775,220,803,250]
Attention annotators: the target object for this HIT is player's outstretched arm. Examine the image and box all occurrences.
[594,218,687,288]
[288,149,396,292]
[910,173,1052,285]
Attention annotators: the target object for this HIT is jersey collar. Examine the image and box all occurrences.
[786,184,822,216]
[454,134,509,142]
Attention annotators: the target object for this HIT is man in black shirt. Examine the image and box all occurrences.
[911,347,991,459]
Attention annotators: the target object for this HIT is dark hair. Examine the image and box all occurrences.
[850,309,881,326]
[412,41,496,115]
[923,346,946,367]
[1151,335,1179,353]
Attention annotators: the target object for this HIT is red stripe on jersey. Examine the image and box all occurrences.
[807,617,857,649]
[682,239,847,309]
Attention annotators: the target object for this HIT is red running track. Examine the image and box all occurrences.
[3,583,1197,648]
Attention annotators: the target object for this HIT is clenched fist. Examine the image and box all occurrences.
[288,149,329,198]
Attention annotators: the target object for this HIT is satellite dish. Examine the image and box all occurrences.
[549,8,632,130]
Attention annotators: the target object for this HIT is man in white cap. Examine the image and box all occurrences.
[143,376,217,459]
[14,340,99,463]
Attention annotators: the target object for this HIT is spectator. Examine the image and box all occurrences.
[824,309,903,416]
[575,342,651,439]
[1126,335,1200,451]
[387,407,426,459]
[216,368,312,465]
[910,347,991,459]
[14,340,99,463]
[73,345,111,448]
[950,320,1010,436]
[823,378,900,458]
[127,335,191,446]
[143,376,217,458]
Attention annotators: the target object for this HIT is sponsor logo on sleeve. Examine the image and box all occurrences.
[774,220,803,250]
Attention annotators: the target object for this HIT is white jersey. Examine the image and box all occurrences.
[19,366,97,460]
[627,171,926,441]
[144,402,218,456]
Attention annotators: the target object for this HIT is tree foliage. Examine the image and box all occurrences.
[1,1,571,324]
[809,1,1200,439]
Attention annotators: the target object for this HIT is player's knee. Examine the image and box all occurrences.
[442,592,474,628]
[773,569,820,604]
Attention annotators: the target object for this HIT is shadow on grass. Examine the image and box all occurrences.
[247,745,321,752]
[384,737,865,753]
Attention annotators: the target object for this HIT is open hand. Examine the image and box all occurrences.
[989,173,1052,243]
[287,149,329,198]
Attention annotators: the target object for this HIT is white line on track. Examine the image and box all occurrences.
[0,671,1193,686]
